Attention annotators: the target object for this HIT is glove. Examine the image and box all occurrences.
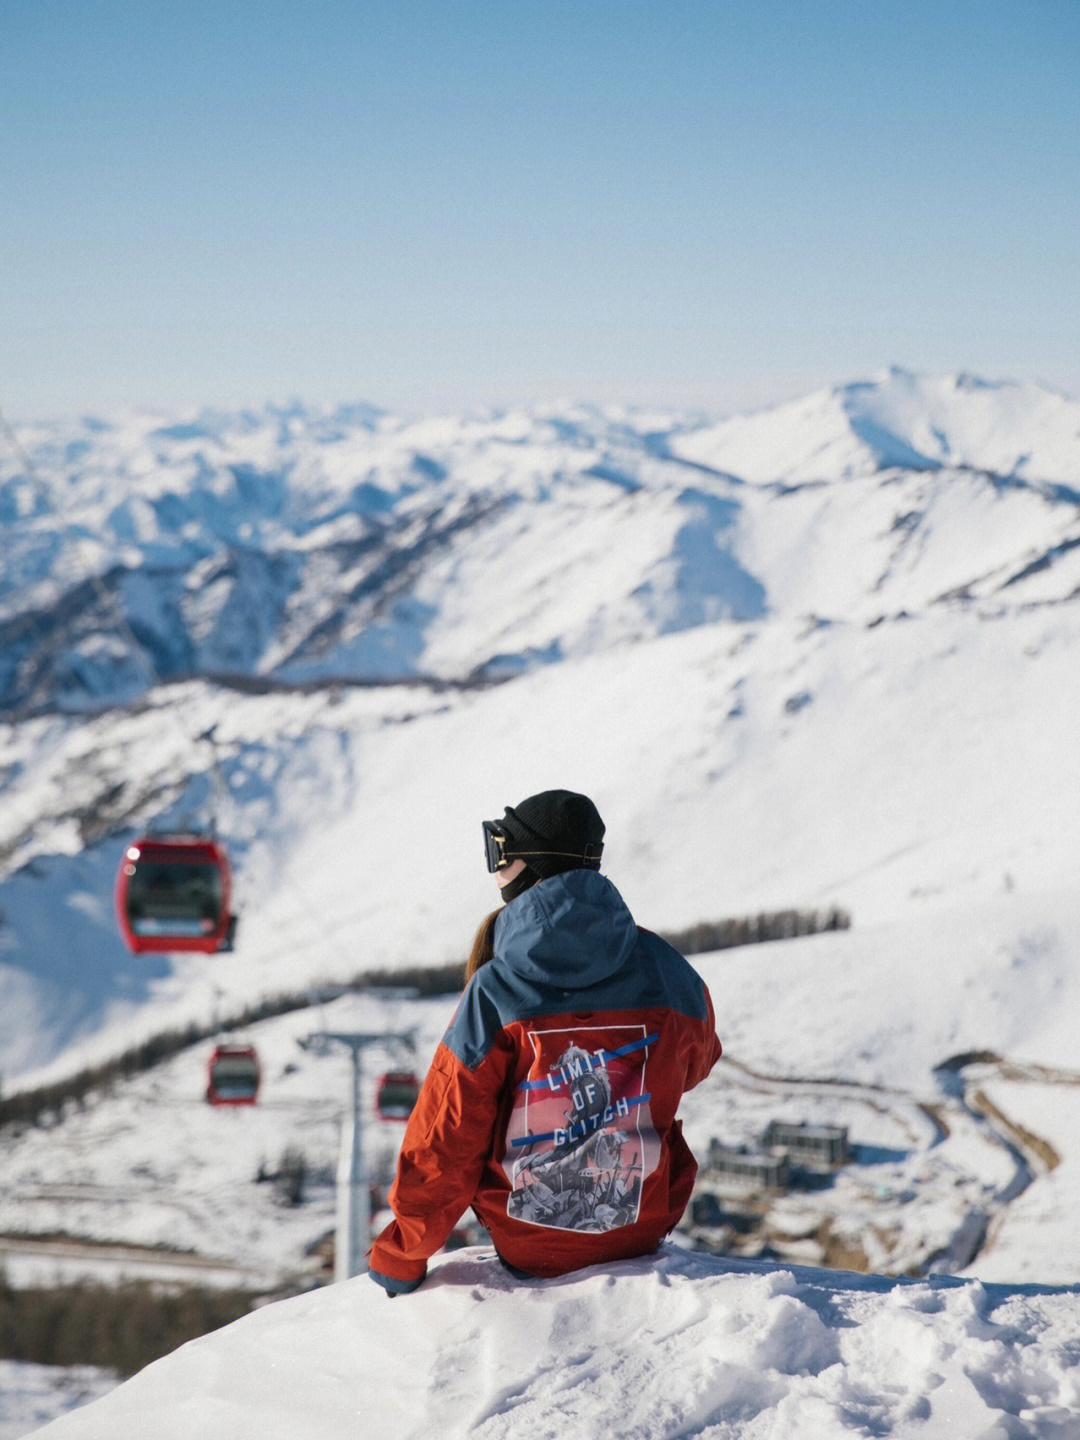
[368,1265,425,1297]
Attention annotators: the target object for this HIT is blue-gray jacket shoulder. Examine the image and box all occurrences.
[444,922,712,1071]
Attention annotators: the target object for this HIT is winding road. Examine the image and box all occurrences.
[707,1048,1065,1274]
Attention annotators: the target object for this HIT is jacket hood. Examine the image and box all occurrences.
[493,868,637,989]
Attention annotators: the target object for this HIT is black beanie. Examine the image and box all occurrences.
[498,790,605,882]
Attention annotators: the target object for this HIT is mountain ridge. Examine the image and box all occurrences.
[3,369,1080,714]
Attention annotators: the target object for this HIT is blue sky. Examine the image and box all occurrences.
[3,0,1078,418]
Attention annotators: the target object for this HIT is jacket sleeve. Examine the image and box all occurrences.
[368,1037,514,1284]
[685,983,723,1090]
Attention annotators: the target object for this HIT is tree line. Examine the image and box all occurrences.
[659,906,851,956]
[0,1272,262,1377]
[0,907,848,1131]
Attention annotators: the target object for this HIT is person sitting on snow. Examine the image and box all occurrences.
[368,789,722,1294]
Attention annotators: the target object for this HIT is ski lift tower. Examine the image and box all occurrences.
[299,1027,416,1282]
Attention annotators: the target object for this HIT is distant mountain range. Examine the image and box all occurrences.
[5,369,1080,1089]
[3,369,1079,714]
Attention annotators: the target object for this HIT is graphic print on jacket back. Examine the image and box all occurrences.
[502,1025,659,1233]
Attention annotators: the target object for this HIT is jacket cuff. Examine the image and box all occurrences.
[368,1234,428,1284]
[369,1265,425,1297]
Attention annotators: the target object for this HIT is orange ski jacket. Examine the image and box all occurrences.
[369,869,722,1285]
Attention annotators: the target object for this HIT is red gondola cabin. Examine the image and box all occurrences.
[116,835,234,954]
[206,1044,260,1105]
[376,1070,421,1122]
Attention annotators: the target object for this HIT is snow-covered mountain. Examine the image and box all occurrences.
[5,369,1080,713]
[4,366,1080,1076]
[6,370,1080,1436]
[4,365,1080,1078]
[672,368,1080,484]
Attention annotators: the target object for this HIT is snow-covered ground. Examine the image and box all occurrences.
[7,600,1080,1091]
[22,1247,1080,1440]
[6,873,1080,1437]
[5,372,1080,1436]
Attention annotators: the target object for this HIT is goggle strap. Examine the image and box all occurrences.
[502,847,602,862]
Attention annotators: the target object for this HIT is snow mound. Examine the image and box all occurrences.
[29,1247,1080,1439]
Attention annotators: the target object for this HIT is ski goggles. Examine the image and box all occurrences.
[482,818,603,873]
[482,820,513,872]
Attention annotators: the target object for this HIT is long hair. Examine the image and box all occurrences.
[465,906,502,983]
